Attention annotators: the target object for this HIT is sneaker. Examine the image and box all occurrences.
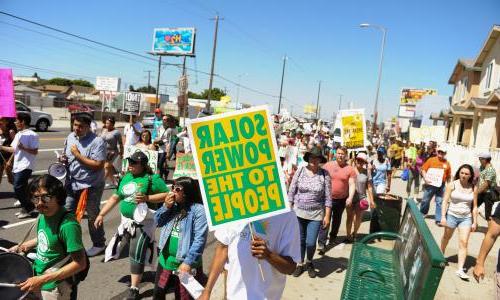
[317,245,325,255]
[26,252,37,260]
[13,200,21,208]
[86,246,105,257]
[17,210,33,219]
[306,262,317,278]
[456,269,470,280]
[125,287,139,300]
[292,264,304,277]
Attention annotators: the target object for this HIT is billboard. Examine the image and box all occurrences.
[187,106,289,230]
[399,104,416,118]
[96,76,121,92]
[400,88,437,104]
[152,28,196,56]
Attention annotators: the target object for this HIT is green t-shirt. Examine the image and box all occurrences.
[159,218,181,270]
[480,165,497,193]
[34,209,84,291]
[115,172,168,219]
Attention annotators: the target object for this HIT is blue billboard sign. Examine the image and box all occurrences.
[152,28,196,56]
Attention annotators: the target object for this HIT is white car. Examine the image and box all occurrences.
[141,113,156,128]
[15,101,53,131]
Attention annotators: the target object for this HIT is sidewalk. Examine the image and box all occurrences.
[210,175,498,300]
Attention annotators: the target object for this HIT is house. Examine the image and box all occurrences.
[36,85,70,98]
[446,25,500,148]
[14,84,43,106]
[65,85,99,101]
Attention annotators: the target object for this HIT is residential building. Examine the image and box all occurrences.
[446,25,500,148]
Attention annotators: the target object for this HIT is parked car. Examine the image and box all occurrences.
[141,113,155,128]
[67,103,97,113]
[15,101,53,132]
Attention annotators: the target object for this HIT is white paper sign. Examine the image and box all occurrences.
[426,168,444,187]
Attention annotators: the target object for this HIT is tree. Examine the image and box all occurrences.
[47,77,73,86]
[32,72,39,79]
[135,86,156,93]
[187,91,202,99]
[187,88,226,100]
[72,79,94,88]
[129,85,136,92]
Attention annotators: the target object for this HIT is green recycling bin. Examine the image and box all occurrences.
[369,194,403,233]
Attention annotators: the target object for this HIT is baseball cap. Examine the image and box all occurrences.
[128,151,148,165]
[356,152,368,162]
[154,108,161,113]
[377,146,386,155]
[437,146,447,153]
[478,152,492,159]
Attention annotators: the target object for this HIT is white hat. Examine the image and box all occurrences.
[478,152,492,159]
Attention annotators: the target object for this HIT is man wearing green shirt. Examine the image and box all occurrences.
[10,175,87,300]
[477,152,498,220]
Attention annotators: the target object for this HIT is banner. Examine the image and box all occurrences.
[122,146,159,173]
[340,109,366,150]
[409,125,446,144]
[152,28,196,56]
[400,88,437,104]
[0,68,16,118]
[173,152,197,179]
[96,76,120,92]
[101,91,122,113]
[123,92,142,115]
[187,106,289,230]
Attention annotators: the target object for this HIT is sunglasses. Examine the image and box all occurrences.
[31,194,53,204]
[171,185,183,192]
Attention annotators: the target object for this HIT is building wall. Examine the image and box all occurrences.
[474,110,497,148]
[479,37,500,97]
[492,108,500,148]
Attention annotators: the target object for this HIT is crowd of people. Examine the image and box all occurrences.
[0,110,498,299]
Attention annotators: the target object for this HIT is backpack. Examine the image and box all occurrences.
[56,211,91,285]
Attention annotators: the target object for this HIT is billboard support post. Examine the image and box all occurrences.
[156,55,162,109]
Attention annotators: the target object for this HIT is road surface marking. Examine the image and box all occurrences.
[38,148,64,152]
[39,137,66,141]
[1,200,108,229]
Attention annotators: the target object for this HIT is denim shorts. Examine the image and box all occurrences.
[446,214,472,228]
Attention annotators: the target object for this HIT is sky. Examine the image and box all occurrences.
[0,0,499,121]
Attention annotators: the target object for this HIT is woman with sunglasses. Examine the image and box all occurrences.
[153,177,208,300]
[100,116,123,186]
[345,153,375,242]
[135,130,156,151]
[94,151,169,300]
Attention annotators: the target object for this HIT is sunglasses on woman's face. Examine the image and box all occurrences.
[171,185,183,192]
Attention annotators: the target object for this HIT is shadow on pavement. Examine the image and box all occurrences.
[313,255,349,278]
[0,192,15,200]
[445,254,477,271]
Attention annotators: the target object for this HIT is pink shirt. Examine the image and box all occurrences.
[323,161,356,200]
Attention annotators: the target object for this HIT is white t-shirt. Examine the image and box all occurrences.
[124,122,142,146]
[214,211,301,300]
[11,129,39,173]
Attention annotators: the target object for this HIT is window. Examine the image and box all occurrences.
[485,62,493,90]
[461,77,468,100]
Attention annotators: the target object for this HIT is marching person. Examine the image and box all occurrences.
[370,146,392,195]
[154,116,170,180]
[199,212,301,300]
[100,116,123,187]
[346,153,374,242]
[124,115,143,147]
[10,175,87,300]
[153,177,208,300]
[476,152,498,221]
[288,147,332,278]
[0,113,39,218]
[406,147,424,199]
[135,130,156,151]
[95,151,169,300]
[440,164,478,280]
[318,146,356,253]
[62,114,107,257]
[151,108,163,140]
[419,146,452,226]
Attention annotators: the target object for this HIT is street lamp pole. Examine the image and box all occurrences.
[360,23,386,136]
[277,55,287,115]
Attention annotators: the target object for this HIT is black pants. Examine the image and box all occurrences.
[318,199,347,246]
[13,169,34,212]
[478,191,496,220]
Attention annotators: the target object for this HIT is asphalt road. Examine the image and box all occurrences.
[0,128,216,299]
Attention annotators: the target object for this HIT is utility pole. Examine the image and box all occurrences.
[338,94,343,111]
[277,55,287,115]
[155,56,162,108]
[144,70,153,91]
[315,80,321,119]
[206,14,222,112]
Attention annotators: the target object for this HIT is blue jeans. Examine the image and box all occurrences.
[420,183,445,222]
[297,217,322,262]
[65,182,106,247]
[13,169,34,212]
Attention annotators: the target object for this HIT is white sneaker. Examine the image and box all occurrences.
[27,252,37,260]
[456,269,470,280]
[86,246,105,257]
[17,211,33,219]
[13,200,21,207]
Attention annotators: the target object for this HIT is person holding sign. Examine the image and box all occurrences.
[200,212,301,300]
[153,177,208,300]
[95,151,169,300]
[419,146,451,225]
[124,115,143,147]
[440,164,478,280]
[287,147,332,278]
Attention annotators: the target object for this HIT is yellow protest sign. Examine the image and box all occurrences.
[187,106,289,230]
[340,109,366,150]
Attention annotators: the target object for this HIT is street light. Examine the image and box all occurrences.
[360,23,387,136]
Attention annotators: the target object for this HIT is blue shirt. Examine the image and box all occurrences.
[152,117,163,140]
[371,158,391,186]
[65,132,106,191]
